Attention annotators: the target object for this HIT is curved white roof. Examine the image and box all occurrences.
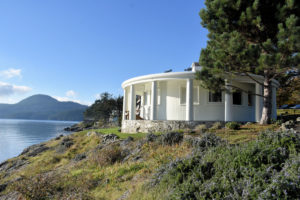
[121,63,280,89]
[122,71,196,88]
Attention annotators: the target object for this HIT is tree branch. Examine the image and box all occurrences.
[226,84,266,99]
[244,72,265,86]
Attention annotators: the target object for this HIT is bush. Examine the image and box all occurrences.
[225,121,241,130]
[194,124,207,134]
[188,133,225,151]
[210,122,223,130]
[146,133,158,143]
[152,130,300,199]
[160,132,184,146]
[12,174,59,200]
[92,145,124,166]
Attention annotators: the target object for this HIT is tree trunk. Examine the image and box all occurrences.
[260,77,272,124]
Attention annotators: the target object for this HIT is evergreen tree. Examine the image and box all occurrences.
[198,0,300,124]
[84,92,122,123]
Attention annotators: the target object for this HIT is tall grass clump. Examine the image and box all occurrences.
[151,130,300,199]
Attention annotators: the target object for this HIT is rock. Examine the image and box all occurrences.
[56,137,74,153]
[145,133,158,143]
[20,144,49,157]
[55,134,64,140]
[0,191,21,200]
[0,159,29,176]
[73,153,86,161]
[120,136,134,147]
[281,120,295,131]
[101,134,120,144]
[0,183,7,193]
[118,190,130,200]
[86,131,101,137]
[245,122,253,125]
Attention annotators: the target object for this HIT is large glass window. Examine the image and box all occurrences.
[233,91,242,105]
[180,87,186,104]
[209,91,222,102]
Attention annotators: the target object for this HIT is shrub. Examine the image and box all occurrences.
[146,133,158,143]
[13,172,95,200]
[225,121,241,130]
[92,145,124,166]
[151,130,300,199]
[160,132,184,146]
[210,122,223,130]
[12,174,59,200]
[188,133,225,151]
[194,124,207,134]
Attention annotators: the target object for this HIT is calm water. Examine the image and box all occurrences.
[0,119,77,163]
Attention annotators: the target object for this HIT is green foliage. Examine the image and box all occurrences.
[225,122,241,130]
[197,0,300,123]
[194,124,208,134]
[153,130,300,199]
[210,122,223,130]
[84,92,123,124]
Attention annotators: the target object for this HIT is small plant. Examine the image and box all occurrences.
[210,122,223,130]
[188,133,225,151]
[225,122,241,130]
[194,124,207,134]
[92,145,124,166]
[160,132,184,146]
[12,174,59,200]
[275,119,284,126]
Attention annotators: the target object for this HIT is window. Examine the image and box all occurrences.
[180,87,186,104]
[233,91,242,105]
[248,92,253,106]
[193,86,199,104]
[209,91,222,102]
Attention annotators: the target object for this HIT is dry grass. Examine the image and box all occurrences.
[1,125,280,199]
[277,109,300,115]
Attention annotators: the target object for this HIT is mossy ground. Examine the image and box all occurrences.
[0,123,280,199]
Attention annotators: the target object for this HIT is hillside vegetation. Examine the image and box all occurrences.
[0,94,87,121]
[0,123,299,200]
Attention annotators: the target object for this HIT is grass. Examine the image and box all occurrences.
[214,123,278,144]
[0,123,281,199]
[277,109,300,115]
[77,127,148,139]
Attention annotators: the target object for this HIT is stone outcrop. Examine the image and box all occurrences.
[121,120,223,133]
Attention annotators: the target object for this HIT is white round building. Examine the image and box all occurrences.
[121,63,279,133]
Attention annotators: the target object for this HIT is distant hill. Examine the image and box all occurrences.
[0,94,88,121]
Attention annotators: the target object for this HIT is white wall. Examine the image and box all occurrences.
[128,79,257,122]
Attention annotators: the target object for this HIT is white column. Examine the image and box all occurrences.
[122,88,126,121]
[271,86,277,120]
[225,80,232,122]
[255,83,263,122]
[186,79,194,121]
[129,85,136,120]
[150,81,157,120]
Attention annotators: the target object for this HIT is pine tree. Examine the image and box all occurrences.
[197,0,300,124]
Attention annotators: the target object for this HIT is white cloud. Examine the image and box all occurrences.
[0,68,22,79]
[66,90,77,98]
[0,81,31,97]
[54,96,81,103]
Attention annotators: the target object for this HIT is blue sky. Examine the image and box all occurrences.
[0,0,208,105]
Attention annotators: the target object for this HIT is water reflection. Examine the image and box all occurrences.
[0,119,77,162]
